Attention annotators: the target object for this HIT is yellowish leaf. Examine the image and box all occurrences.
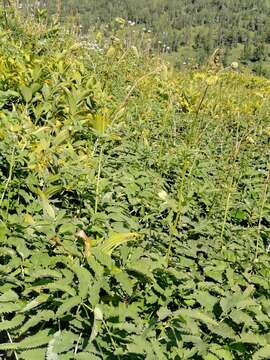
[38,190,55,219]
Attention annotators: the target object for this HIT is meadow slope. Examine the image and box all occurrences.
[0,11,270,360]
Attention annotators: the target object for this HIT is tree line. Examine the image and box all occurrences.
[19,0,270,76]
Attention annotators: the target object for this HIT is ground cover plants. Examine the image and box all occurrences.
[0,7,270,360]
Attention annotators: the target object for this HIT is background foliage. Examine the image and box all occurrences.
[0,5,270,360]
[19,0,270,76]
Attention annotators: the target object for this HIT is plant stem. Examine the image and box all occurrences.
[165,159,189,267]
[0,147,15,209]
[220,177,233,248]
[254,167,270,261]
[95,145,103,214]
[1,316,19,360]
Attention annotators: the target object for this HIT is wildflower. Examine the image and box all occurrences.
[111,36,120,43]
[158,190,168,201]
[115,17,125,25]
[231,62,239,70]
[246,136,255,144]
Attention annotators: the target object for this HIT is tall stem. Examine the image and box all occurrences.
[95,146,104,214]
[254,167,270,261]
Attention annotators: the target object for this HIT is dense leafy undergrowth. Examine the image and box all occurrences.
[0,11,270,360]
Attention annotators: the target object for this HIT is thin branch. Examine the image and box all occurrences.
[1,316,19,360]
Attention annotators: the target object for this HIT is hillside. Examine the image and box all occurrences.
[20,0,270,76]
[0,8,270,360]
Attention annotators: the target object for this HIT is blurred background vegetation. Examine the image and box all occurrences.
[17,0,270,77]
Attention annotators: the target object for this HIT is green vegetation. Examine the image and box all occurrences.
[20,0,270,76]
[1,6,270,360]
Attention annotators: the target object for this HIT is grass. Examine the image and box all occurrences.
[0,8,270,360]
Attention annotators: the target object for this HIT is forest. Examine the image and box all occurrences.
[20,0,270,76]
[0,2,270,360]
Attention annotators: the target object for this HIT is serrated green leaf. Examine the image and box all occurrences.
[0,329,51,350]
[239,333,267,346]
[46,281,77,296]
[195,291,218,311]
[0,289,19,303]
[114,270,134,296]
[19,348,47,360]
[27,269,62,281]
[19,310,54,334]
[205,354,219,360]
[230,309,255,326]
[253,345,270,359]
[208,322,236,339]
[210,345,233,360]
[0,302,23,314]
[47,330,78,356]
[56,296,82,317]
[75,353,101,360]
[220,292,250,313]
[70,263,93,299]
[0,314,25,331]
[20,294,50,312]
[157,306,172,321]
[178,309,218,326]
